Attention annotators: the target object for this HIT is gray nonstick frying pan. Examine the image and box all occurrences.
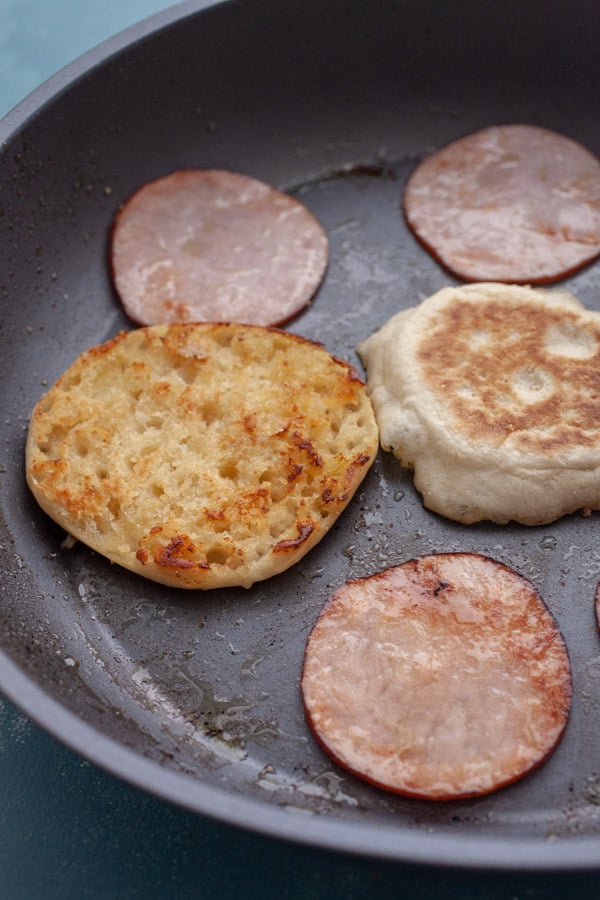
[2,0,600,871]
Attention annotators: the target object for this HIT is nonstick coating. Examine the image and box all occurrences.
[2,0,600,871]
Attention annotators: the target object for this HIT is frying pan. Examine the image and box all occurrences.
[2,0,600,872]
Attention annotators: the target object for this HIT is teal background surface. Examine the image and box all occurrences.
[1,2,600,896]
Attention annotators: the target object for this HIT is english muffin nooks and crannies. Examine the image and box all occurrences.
[357,283,600,525]
[302,553,572,801]
[26,323,378,589]
[403,124,600,284]
[110,169,329,327]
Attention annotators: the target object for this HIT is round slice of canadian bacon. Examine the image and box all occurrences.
[403,124,600,284]
[301,553,572,801]
[110,169,328,327]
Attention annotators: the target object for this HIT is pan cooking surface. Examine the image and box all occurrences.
[2,0,600,870]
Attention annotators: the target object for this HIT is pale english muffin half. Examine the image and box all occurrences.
[26,323,378,589]
[357,283,600,525]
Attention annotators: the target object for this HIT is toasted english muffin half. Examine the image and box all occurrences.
[357,283,600,525]
[26,323,378,588]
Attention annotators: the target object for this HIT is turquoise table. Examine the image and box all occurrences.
[1,3,599,897]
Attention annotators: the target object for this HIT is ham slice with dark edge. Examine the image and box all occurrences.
[110,169,328,326]
[301,553,572,800]
[403,125,600,284]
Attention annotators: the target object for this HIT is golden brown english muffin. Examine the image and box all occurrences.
[26,323,378,589]
[357,282,600,525]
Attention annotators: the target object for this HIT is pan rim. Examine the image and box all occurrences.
[0,0,221,140]
[2,0,600,873]
[2,647,599,873]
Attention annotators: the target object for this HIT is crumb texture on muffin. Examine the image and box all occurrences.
[27,323,378,588]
